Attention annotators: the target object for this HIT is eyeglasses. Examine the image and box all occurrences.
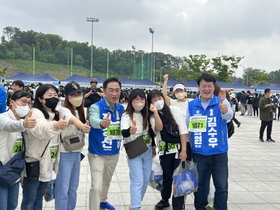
[17,99,32,106]
[90,81,97,84]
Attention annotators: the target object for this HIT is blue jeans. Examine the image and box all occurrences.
[0,182,19,210]
[21,177,49,210]
[193,152,228,210]
[127,146,153,208]
[55,152,81,210]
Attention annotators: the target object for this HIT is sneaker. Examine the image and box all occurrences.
[259,138,264,142]
[100,202,115,210]
[237,123,241,127]
[267,139,276,142]
[155,199,170,210]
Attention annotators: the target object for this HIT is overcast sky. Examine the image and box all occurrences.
[1,0,280,77]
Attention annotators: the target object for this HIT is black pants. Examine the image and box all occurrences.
[232,113,240,125]
[278,107,280,119]
[259,120,273,139]
[160,153,185,210]
[253,107,259,117]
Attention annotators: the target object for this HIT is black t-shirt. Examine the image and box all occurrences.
[246,95,253,104]
[84,87,103,104]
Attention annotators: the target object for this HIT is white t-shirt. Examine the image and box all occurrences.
[121,112,155,145]
[170,99,188,119]
[59,107,83,152]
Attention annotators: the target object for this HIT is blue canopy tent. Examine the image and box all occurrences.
[251,83,280,93]
[216,81,251,91]
[119,78,157,89]
[7,73,58,84]
[60,75,104,87]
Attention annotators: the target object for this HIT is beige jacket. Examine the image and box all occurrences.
[23,108,61,182]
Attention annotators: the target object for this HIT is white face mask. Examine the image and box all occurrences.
[15,105,30,117]
[154,100,164,110]
[175,92,186,100]
[132,102,145,112]
[69,96,83,107]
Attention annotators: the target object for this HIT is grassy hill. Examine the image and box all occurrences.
[0,59,121,80]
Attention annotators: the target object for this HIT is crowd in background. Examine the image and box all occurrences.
[0,75,278,210]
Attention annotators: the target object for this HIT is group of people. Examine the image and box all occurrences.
[0,72,239,210]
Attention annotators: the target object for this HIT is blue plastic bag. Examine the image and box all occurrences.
[173,161,198,197]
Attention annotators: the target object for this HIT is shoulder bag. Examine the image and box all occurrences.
[124,135,148,159]
[61,132,85,151]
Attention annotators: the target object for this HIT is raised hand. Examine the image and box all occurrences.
[163,74,169,81]
[55,115,68,130]
[82,120,91,133]
[130,120,137,134]
[149,104,157,113]
[101,112,111,128]
[220,99,228,114]
[23,111,37,128]
[219,89,226,100]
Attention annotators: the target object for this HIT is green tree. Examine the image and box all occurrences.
[212,55,243,82]
[0,67,8,77]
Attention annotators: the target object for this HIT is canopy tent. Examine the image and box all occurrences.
[6,72,58,84]
[216,81,251,91]
[60,75,104,87]
[0,76,5,80]
[251,83,280,94]
[119,78,157,89]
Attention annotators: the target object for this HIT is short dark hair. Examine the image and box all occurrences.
[12,80,24,88]
[11,90,33,101]
[264,88,271,94]
[197,73,216,86]
[103,77,121,90]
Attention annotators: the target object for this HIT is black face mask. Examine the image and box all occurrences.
[44,97,59,109]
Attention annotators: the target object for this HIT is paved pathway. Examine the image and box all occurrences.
[17,112,280,209]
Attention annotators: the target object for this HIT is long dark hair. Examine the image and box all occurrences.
[125,89,148,130]
[147,89,179,132]
[33,84,59,121]
[63,93,86,124]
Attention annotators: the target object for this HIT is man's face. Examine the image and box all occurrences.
[90,81,97,87]
[12,84,23,92]
[104,82,121,106]
[198,79,215,101]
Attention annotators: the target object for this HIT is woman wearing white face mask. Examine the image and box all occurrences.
[0,90,36,210]
[121,89,162,210]
[162,74,188,119]
[55,81,91,210]
[147,89,189,210]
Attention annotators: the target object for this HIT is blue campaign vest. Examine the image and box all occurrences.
[88,99,124,155]
[188,96,228,156]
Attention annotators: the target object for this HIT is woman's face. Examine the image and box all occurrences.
[39,88,58,103]
[132,96,145,104]
[11,97,32,109]
[68,91,82,99]
[151,95,164,104]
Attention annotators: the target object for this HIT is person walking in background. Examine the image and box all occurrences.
[0,90,36,210]
[55,81,91,210]
[121,89,162,210]
[21,84,68,210]
[87,78,124,210]
[252,93,260,117]
[229,93,241,127]
[240,91,247,116]
[147,89,188,210]
[186,73,233,210]
[259,88,275,142]
[246,91,253,116]
[271,95,278,120]
[11,80,24,92]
